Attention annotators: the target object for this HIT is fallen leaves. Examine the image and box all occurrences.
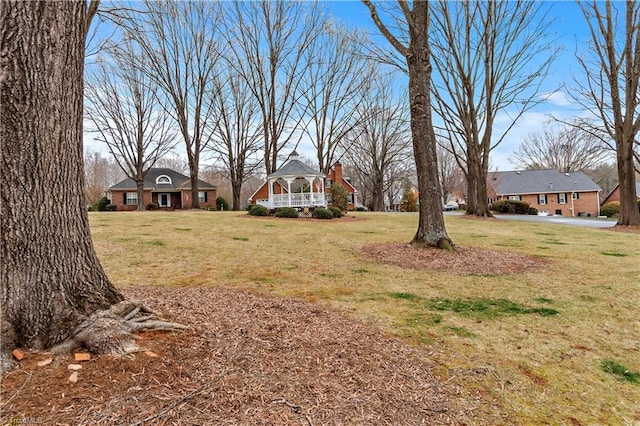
[361,243,548,275]
[0,286,459,425]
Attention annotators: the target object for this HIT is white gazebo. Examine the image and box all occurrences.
[260,151,327,209]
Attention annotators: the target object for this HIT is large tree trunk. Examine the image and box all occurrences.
[372,173,385,211]
[136,179,145,211]
[231,177,243,211]
[616,139,640,226]
[189,161,200,209]
[1,1,123,351]
[406,3,454,249]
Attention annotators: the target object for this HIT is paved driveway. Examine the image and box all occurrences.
[442,211,617,228]
[493,214,616,228]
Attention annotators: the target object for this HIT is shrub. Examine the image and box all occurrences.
[105,204,117,212]
[328,206,342,218]
[330,184,349,212]
[312,207,333,219]
[528,207,539,215]
[248,204,268,216]
[147,202,158,210]
[490,199,531,214]
[275,207,299,218]
[97,196,110,212]
[600,201,620,217]
[216,196,229,211]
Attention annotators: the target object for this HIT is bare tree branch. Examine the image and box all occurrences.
[430,0,558,217]
[571,0,640,225]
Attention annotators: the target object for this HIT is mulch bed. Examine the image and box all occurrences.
[1,286,461,425]
[361,243,549,275]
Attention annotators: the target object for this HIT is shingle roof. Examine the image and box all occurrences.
[268,159,325,178]
[109,168,216,191]
[489,169,600,195]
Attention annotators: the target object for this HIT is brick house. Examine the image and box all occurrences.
[108,168,217,210]
[487,169,601,217]
[248,151,358,210]
[600,179,640,205]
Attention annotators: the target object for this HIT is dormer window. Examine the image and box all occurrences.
[156,175,172,184]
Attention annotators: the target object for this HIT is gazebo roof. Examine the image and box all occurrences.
[268,153,325,178]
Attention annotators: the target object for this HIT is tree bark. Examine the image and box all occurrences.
[362,1,454,248]
[406,3,454,248]
[1,1,123,351]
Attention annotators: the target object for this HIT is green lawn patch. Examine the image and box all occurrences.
[600,252,628,257]
[427,298,559,319]
[601,359,640,383]
[388,292,418,301]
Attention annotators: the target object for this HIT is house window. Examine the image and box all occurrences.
[198,191,208,203]
[326,179,332,188]
[538,194,547,205]
[558,193,566,204]
[156,175,172,184]
[348,194,354,203]
[125,192,138,205]
[508,195,521,201]
[572,192,579,200]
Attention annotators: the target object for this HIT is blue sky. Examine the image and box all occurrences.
[324,1,603,171]
[85,1,608,172]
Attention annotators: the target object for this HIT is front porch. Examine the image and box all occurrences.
[259,192,327,209]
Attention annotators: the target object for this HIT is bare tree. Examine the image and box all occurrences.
[384,163,414,212]
[154,155,189,175]
[85,42,177,210]
[300,22,372,173]
[510,124,609,172]
[208,67,264,210]
[84,151,125,208]
[430,1,557,217]
[437,142,466,205]
[343,77,412,212]
[571,1,640,226]
[341,160,372,209]
[362,1,454,248]
[587,161,619,198]
[2,2,182,371]
[224,0,323,175]
[119,0,221,208]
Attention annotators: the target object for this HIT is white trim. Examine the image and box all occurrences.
[558,193,566,204]
[538,194,547,205]
[125,192,138,205]
[158,193,171,207]
[156,175,172,185]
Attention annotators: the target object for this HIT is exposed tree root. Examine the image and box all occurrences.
[51,300,187,356]
[410,238,457,252]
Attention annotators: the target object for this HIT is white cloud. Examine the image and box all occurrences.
[540,91,572,106]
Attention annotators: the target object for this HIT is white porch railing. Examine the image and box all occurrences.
[269,193,326,208]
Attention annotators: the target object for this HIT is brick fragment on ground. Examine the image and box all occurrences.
[74,353,91,362]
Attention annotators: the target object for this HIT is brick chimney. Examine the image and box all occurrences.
[333,162,343,183]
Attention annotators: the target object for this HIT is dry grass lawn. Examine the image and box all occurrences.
[3,210,638,424]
